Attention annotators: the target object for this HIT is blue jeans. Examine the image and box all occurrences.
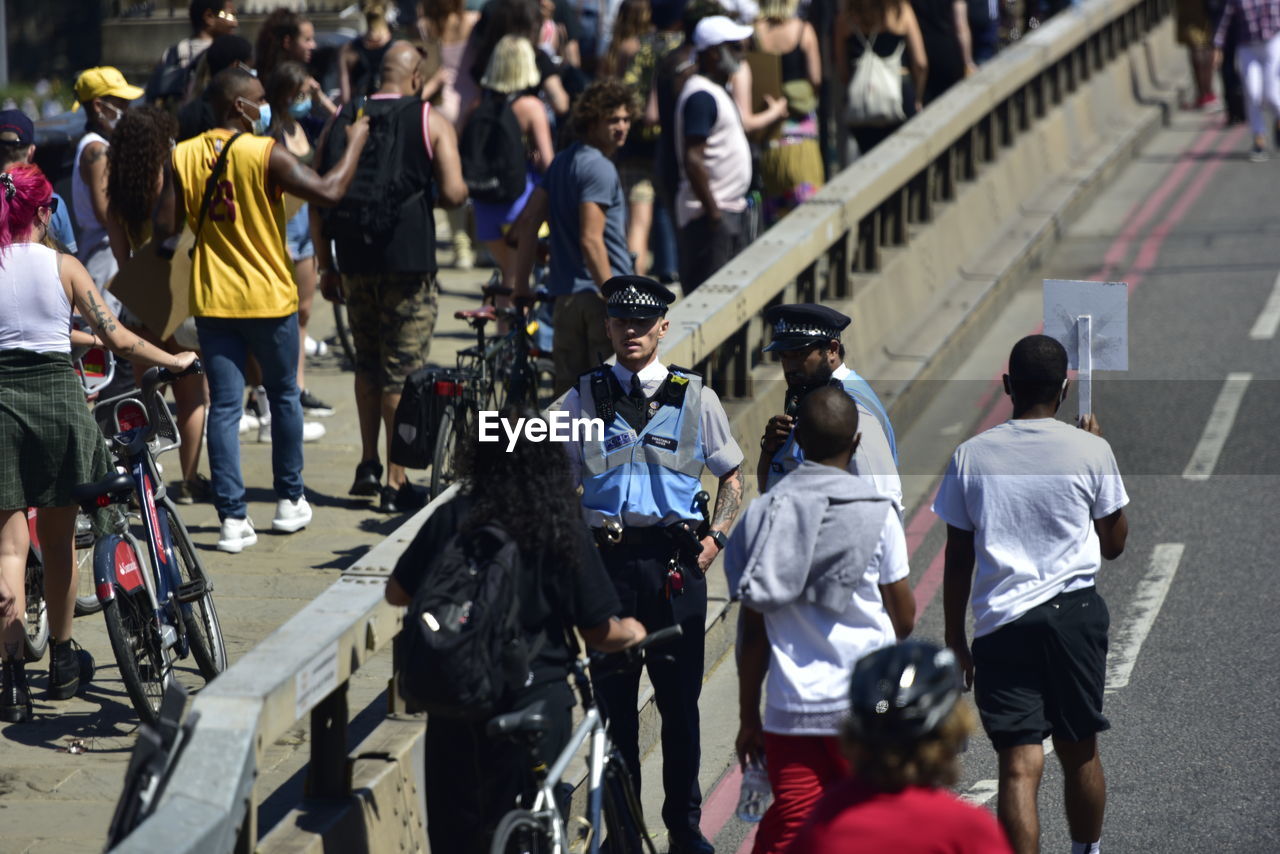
[196,315,304,520]
[649,200,679,281]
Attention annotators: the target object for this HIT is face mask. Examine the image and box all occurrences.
[290,96,313,119]
[99,102,123,131]
[718,45,741,77]
[238,98,271,134]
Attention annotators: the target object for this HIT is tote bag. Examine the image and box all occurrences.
[845,32,907,127]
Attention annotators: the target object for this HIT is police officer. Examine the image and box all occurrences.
[556,275,744,854]
[757,304,903,509]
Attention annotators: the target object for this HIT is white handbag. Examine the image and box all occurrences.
[845,32,907,127]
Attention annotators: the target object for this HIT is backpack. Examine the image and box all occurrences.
[845,32,907,127]
[460,92,528,204]
[145,40,199,108]
[389,367,462,469]
[397,524,539,719]
[326,98,425,243]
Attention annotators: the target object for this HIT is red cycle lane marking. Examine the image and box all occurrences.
[704,119,1238,849]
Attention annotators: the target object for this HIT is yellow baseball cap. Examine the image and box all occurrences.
[73,67,144,107]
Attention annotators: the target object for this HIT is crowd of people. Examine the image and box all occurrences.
[0,2,1133,853]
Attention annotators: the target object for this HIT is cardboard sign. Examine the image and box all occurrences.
[1043,279,1129,417]
[107,230,194,343]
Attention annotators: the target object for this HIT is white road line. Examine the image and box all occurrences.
[1106,543,1185,693]
[1249,271,1280,340]
[1182,373,1252,481]
[964,544,1186,803]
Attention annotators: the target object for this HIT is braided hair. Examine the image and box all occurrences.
[107,105,177,249]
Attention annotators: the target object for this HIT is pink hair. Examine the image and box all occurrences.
[0,162,53,253]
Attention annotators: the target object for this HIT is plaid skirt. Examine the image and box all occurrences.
[0,350,112,509]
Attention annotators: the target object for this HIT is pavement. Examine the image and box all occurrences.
[5,108,1280,853]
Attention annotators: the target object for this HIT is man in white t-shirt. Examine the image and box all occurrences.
[728,387,915,854]
[933,334,1129,854]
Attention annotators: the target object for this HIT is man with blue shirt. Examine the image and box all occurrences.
[511,79,637,395]
[757,304,902,510]
[0,110,77,254]
[554,275,744,854]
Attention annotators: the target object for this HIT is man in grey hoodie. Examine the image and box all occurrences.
[726,387,916,853]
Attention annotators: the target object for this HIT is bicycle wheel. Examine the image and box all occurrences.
[74,516,101,617]
[100,538,169,725]
[333,302,357,367]
[601,755,655,854]
[161,496,227,680]
[429,406,463,499]
[489,809,548,854]
[23,556,49,662]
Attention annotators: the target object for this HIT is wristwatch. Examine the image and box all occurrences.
[708,530,728,551]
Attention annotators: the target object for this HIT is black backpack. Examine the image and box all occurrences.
[145,40,199,109]
[389,367,461,469]
[397,524,539,719]
[326,98,424,243]
[460,92,527,204]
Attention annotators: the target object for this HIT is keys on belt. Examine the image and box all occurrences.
[665,558,685,599]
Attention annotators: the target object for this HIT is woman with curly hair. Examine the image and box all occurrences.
[1,163,197,723]
[386,407,644,853]
[106,105,211,505]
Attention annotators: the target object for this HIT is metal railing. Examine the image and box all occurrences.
[110,0,1175,849]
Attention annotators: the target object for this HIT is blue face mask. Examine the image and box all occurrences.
[253,102,272,135]
[290,96,313,120]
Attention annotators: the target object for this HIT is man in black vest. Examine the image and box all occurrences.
[314,41,467,513]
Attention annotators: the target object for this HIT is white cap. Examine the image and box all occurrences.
[692,15,755,52]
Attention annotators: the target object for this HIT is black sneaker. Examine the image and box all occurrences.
[173,473,212,505]
[379,482,426,514]
[299,389,335,417]
[1,660,32,723]
[47,638,94,701]
[350,459,383,497]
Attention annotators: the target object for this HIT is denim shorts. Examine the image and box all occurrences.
[285,204,314,261]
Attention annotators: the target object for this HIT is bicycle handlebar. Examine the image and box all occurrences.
[589,624,684,676]
[137,361,204,444]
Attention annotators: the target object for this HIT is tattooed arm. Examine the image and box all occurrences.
[267,115,370,207]
[79,141,111,229]
[697,466,744,572]
[60,253,196,372]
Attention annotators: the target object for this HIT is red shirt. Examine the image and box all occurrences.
[786,777,1014,854]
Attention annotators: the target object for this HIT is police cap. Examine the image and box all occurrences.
[763,303,851,352]
[602,275,677,319]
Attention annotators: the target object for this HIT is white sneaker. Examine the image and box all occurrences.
[259,420,326,443]
[217,517,258,553]
[239,412,260,434]
[272,497,312,533]
[304,335,329,358]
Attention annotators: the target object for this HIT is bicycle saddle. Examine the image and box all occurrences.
[72,471,134,506]
[486,706,550,740]
[482,282,514,298]
[455,305,497,323]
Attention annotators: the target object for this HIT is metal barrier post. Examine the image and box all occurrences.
[305,683,351,799]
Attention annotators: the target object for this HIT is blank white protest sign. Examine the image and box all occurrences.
[1043,280,1129,418]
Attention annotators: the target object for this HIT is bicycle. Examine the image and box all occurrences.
[429,284,556,498]
[488,625,684,854]
[73,362,227,725]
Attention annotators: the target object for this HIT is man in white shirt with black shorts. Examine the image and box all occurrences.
[934,334,1129,854]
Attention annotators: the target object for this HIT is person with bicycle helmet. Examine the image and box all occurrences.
[787,641,1013,853]
[0,163,197,724]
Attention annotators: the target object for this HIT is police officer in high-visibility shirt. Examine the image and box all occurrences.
[757,304,903,510]
[555,275,744,854]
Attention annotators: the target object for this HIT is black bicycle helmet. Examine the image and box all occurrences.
[846,641,963,744]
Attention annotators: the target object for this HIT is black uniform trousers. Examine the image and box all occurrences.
[594,530,708,839]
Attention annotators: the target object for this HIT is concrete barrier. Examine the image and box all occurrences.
[108,0,1185,850]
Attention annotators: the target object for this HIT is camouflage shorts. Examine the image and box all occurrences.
[342,272,439,392]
